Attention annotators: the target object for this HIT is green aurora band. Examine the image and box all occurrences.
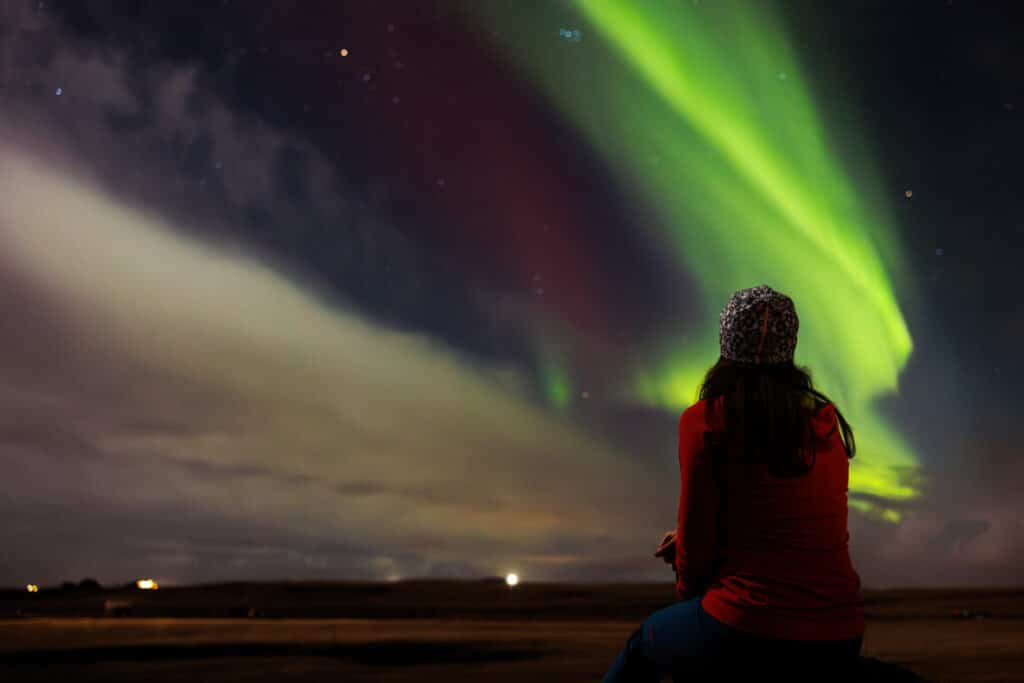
[470,0,923,521]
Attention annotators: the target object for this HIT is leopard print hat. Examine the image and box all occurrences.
[719,285,799,364]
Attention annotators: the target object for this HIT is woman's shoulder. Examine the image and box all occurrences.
[681,396,725,430]
[680,397,710,421]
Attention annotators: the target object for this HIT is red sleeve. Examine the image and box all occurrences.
[674,408,721,600]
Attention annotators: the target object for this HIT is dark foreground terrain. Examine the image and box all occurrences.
[1,581,1022,682]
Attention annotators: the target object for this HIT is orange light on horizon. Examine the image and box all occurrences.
[340,48,349,57]
[136,578,159,590]
[505,573,519,587]
[26,584,39,593]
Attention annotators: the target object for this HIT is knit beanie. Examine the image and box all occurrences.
[719,285,799,364]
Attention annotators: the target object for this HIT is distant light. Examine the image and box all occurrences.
[26,584,39,593]
[905,189,913,198]
[505,573,519,587]
[136,578,159,590]
[55,87,62,96]
[340,48,349,57]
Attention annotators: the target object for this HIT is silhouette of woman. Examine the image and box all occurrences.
[602,285,865,682]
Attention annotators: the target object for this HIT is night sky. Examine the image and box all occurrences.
[1,0,1021,589]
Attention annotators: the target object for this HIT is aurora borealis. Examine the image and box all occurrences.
[472,0,919,517]
[0,0,1021,589]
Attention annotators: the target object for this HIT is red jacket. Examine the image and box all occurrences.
[674,395,865,641]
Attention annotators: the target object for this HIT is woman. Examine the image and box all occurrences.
[602,285,865,682]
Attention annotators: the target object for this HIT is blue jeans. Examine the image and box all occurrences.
[601,595,864,682]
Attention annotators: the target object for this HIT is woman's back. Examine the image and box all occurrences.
[690,394,865,641]
[602,285,866,682]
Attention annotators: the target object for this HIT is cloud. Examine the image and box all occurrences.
[0,145,670,585]
[0,0,456,340]
[847,449,1024,588]
[0,3,673,585]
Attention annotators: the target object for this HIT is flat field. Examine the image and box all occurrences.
[1,582,1021,682]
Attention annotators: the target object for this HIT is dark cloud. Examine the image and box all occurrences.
[0,0,512,365]
[0,140,671,586]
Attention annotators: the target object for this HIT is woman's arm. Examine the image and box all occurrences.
[674,410,722,600]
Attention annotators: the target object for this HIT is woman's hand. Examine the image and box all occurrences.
[654,529,677,565]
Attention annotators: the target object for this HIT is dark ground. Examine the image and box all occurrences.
[1,581,1022,681]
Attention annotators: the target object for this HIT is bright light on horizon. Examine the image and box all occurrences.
[136,578,159,590]
[505,572,519,587]
[26,584,38,593]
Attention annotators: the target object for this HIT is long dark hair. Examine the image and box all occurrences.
[698,356,856,478]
